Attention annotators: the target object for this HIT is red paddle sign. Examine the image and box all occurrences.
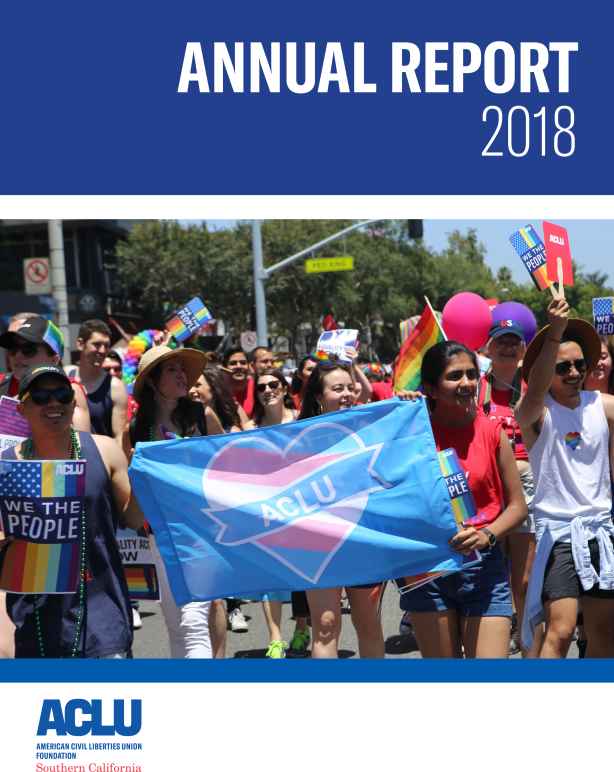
[543,221,574,286]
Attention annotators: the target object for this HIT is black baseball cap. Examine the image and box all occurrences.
[0,315,64,357]
[18,364,72,400]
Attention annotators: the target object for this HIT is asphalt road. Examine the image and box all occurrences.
[131,585,578,659]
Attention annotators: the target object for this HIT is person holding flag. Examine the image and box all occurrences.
[124,344,214,658]
[298,360,385,658]
[400,341,527,658]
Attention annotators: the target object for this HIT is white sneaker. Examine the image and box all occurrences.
[132,608,142,630]
[228,608,248,632]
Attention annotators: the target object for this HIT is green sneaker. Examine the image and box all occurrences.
[265,640,288,659]
[289,628,310,655]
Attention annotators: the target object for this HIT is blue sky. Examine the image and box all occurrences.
[205,220,614,286]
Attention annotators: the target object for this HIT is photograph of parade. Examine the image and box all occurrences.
[1,217,614,661]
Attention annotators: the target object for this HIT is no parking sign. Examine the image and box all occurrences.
[23,257,51,295]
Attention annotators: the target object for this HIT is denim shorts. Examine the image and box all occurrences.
[400,545,512,618]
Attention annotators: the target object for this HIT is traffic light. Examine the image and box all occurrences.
[407,220,423,240]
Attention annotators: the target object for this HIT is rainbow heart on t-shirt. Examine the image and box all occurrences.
[565,431,581,451]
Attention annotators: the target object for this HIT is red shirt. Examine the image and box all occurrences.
[370,381,394,402]
[432,414,504,528]
[477,375,528,461]
[234,377,255,418]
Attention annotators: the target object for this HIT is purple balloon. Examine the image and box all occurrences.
[491,301,537,344]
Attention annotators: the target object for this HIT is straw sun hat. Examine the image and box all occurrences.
[132,345,207,400]
[521,318,601,383]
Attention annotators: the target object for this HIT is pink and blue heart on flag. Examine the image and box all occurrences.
[129,399,465,604]
[592,297,614,335]
[509,225,551,292]
[0,459,86,594]
[166,296,214,342]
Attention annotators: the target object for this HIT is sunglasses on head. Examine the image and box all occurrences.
[22,386,74,406]
[8,342,39,357]
[554,359,587,376]
[257,380,281,393]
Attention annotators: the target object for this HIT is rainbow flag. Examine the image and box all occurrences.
[437,448,477,526]
[399,448,480,594]
[509,225,551,292]
[166,296,214,342]
[393,303,445,392]
[0,459,86,594]
[42,320,64,357]
[124,564,159,601]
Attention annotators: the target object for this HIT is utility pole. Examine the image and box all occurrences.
[48,220,70,365]
[251,221,268,347]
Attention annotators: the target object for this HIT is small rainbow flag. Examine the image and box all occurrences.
[437,448,477,526]
[42,320,64,357]
[393,302,445,392]
[124,564,159,600]
[166,297,214,342]
[0,459,86,594]
[399,318,413,343]
[509,225,551,292]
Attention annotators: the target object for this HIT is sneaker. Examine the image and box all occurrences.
[132,608,142,630]
[265,640,288,659]
[289,628,310,655]
[399,611,413,636]
[228,607,248,633]
[509,634,522,656]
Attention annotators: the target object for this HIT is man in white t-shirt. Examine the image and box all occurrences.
[516,296,614,658]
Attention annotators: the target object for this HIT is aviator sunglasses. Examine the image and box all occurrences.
[257,380,281,393]
[22,386,74,406]
[554,358,587,376]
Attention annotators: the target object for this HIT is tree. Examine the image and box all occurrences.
[114,220,614,358]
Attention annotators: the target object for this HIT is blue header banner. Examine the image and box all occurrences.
[1,0,612,194]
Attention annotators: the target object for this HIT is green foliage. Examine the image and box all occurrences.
[114,221,614,358]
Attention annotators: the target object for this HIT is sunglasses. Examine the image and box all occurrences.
[446,368,479,382]
[554,359,587,376]
[8,342,39,357]
[257,380,281,393]
[22,386,74,406]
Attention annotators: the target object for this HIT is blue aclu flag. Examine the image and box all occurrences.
[129,399,463,604]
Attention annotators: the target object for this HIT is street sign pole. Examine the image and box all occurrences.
[48,220,71,365]
[251,221,269,347]
[252,219,382,346]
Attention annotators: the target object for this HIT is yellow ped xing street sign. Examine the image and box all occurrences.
[305,256,354,274]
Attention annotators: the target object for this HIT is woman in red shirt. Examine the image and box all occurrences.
[401,340,526,658]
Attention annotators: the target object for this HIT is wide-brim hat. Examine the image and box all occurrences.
[133,345,206,400]
[522,318,602,383]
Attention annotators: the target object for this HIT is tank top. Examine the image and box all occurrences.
[2,432,133,657]
[85,373,114,437]
[529,391,612,542]
[478,373,527,461]
[431,414,504,527]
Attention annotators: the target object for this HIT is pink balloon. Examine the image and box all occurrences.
[442,292,492,351]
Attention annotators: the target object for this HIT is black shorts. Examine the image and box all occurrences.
[542,538,614,602]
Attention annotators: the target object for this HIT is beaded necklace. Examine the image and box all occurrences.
[22,428,87,658]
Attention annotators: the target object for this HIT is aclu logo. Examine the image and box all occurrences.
[37,699,142,737]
